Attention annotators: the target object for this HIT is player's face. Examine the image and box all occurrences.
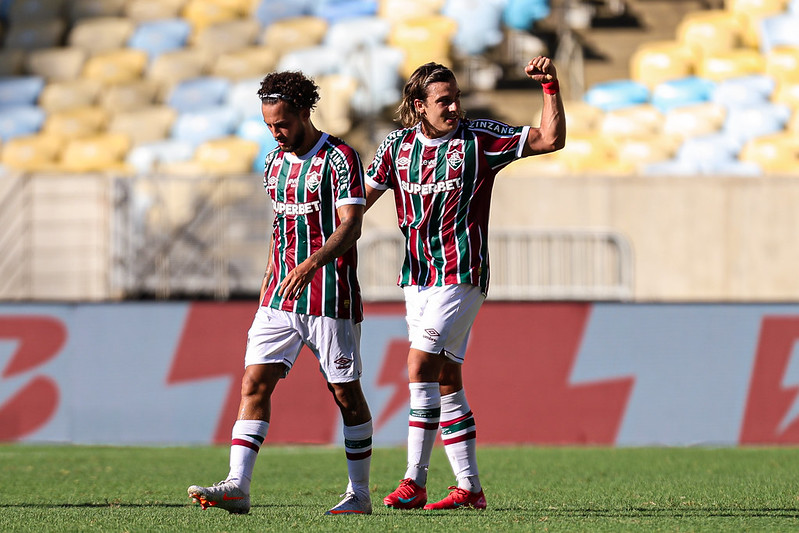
[416,79,461,138]
[262,100,308,154]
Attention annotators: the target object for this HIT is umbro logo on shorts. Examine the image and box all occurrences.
[424,328,440,337]
[334,356,353,369]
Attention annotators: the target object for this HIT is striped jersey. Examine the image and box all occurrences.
[262,133,366,322]
[365,119,529,294]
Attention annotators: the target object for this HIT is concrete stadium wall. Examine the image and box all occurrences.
[2,301,799,447]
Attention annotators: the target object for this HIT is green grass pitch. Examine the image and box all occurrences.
[2,444,799,532]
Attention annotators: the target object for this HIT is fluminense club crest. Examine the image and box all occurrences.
[306,171,321,192]
[446,140,464,170]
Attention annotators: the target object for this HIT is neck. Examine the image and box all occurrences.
[420,120,457,140]
[294,127,322,157]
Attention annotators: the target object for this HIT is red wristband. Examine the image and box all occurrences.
[542,79,559,95]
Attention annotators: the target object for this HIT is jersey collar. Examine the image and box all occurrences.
[285,132,329,163]
[415,121,460,147]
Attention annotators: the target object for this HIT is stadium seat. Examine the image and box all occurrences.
[501,151,570,177]
[389,15,458,78]
[59,132,132,172]
[710,74,775,108]
[629,41,696,89]
[343,45,404,114]
[443,0,505,56]
[182,0,239,38]
[662,101,726,139]
[224,77,261,120]
[378,0,445,22]
[650,76,716,113]
[502,0,550,31]
[0,50,26,76]
[556,133,620,174]
[260,16,329,56]
[773,80,799,108]
[555,100,604,135]
[598,104,664,138]
[166,76,231,113]
[0,76,45,107]
[3,19,66,50]
[210,46,279,80]
[674,133,742,172]
[276,46,341,77]
[697,49,766,82]
[194,136,260,173]
[68,17,137,55]
[702,159,762,176]
[583,79,650,112]
[82,49,148,85]
[170,105,239,146]
[0,133,62,171]
[722,102,792,144]
[6,0,65,24]
[323,15,391,54]
[207,0,252,16]
[108,105,178,145]
[612,135,680,170]
[42,106,110,139]
[68,0,128,22]
[253,0,314,27]
[313,74,358,136]
[38,79,103,112]
[676,10,742,58]
[725,0,788,48]
[0,106,46,142]
[765,46,799,83]
[312,0,378,24]
[193,18,260,55]
[146,49,214,94]
[25,47,87,81]
[124,0,186,22]
[98,80,160,111]
[128,18,192,61]
[641,158,703,176]
[235,115,277,172]
[126,138,195,173]
[739,132,799,174]
[759,14,799,54]
[791,0,799,12]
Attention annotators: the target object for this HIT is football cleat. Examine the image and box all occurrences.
[383,478,427,509]
[423,486,486,510]
[187,480,250,514]
[325,491,373,515]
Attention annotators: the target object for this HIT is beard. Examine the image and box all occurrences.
[278,128,305,153]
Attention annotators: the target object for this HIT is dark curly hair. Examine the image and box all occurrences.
[257,71,320,111]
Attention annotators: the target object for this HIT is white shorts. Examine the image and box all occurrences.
[244,306,362,384]
[403,284,485,364]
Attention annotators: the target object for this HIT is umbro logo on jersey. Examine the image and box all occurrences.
[397,156,411,170]
[334,356,354,369]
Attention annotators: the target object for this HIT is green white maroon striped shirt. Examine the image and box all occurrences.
[262,133,366,322]
[365,119,529,294]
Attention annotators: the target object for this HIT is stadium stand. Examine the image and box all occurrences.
[25,47,87,81]
[38,79,102,112]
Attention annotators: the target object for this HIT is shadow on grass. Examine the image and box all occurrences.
[485,507,799,519]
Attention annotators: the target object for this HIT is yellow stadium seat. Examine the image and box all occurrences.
[630,40,696,89]
[556,133,624,174]
[26,47,87,81]
[696,49,766,81]
[773,80,799,108]
[611,134,681,168]
[598,104,664,138]
[389,15,458,78]
[677,10,743,58]
[42,106,110,140]
[59,132,132,172]
[201,0,252,15]
[98,80,160,111]
[82,49,148,85]
[147,49,213,92]
[766,46,799,83]
[313,74,358,137]
[68,17,136,55]
[194,136,259,173]
[182,0,239,38]
[379,0,446,23]
[725,0,788,48]
[739,132,799,174]
[260,17,329,56]
[38,79,103,112]
[502,151,571,177]
[108,106,178,146]
[789,111,799,133]
[193,18,260,55]
[557,100,604,135]
[125,0,186,22]
[210,46,279,80]
[1,134,63,172]
[662,102,727,138]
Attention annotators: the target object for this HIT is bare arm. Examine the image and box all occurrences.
[521,56,566,157]
[277,203,364,300]
[259,232,275,305]
[365,183,386,212]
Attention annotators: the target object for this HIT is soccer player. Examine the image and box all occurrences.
[365,56,566,510]
[188,71,373,515]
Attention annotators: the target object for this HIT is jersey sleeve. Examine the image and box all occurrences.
[469,119,529,171]
[365,129,403,191]
[330,142,367,209]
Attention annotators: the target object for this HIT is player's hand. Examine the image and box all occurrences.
[278,260,317,300]
[524,56,557,84]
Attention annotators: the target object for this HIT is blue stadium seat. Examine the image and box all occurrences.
[323,15,390,54]
[676,133,741,169]
[444,0,505,55]
[0,76,45,106]
[171,106,239,146]
[583,80,649,112]
[791,0,799,14]
[503,0,550,31]
[253,0,315,26]
[166,77,231,114]
[276,45,341,77]
[0,105,46,141]
[128,18,191,61]
[723,103,792,144]
[651,76,716,113]
[312,0,378,23]
[126,138,195,173]
[711,75,775,108]
[225,78,262,121]
[341,45,404,114]
[759,14,799,54]
[236,116,277,172]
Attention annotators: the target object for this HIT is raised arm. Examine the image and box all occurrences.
[521,56,566,157]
